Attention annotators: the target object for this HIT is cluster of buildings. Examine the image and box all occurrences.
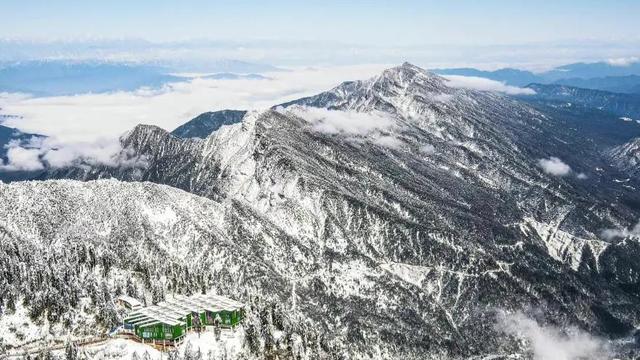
[118,293,246,347]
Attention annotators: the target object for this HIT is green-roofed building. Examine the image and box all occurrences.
[122,293,246,346]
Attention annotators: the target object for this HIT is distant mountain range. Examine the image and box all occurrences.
[553,75,640,94]
[200,73,270,80]
[0,59,279,96]
[0,61,182,96]
[524,83,640,119]
[433,60,640,93]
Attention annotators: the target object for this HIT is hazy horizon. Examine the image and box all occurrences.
[2,1,640,70]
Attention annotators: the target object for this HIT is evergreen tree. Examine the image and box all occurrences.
[194,348,203,360]
[183,342,194,360]
[167,350,180,360]
[35,348,54,360]
[65,340,79,360]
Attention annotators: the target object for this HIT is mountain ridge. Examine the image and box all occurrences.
[12,63,640,358]
[171,109,247,139]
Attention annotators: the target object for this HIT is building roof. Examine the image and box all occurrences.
[118,295,143,308]
[124,293,245,328]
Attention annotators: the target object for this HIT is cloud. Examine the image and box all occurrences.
[0,65,392,168]
[420,144,435,154]
[371,135,404,149]
[432,93,454,103]
[286,106,395,136]
[0,137,147,172]
[601,220,640,241]
[538,157,571,176]
[576,172,588,180]
[606,57,639,67]
[495,310,610,360]
[443,75,536,95]
[0,65,389,143]
[0,145,44,171]
[281,106,404,149]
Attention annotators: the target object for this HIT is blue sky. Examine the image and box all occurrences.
[2,0,639,45]
[1,1,639,68]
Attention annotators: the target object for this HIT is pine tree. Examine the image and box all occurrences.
[65,340,79,360]
[194,348,203,360]
[36,348,54,360]
[167,350,180,360]
[183,342,194,360]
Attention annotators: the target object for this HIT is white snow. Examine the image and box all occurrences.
[72,329,245,360]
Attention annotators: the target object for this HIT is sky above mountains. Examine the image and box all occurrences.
[1,1,639,68]
[3,0,639,45]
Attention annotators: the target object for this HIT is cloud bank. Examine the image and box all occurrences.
[286,106,395,136]
[606,56,639,67]
[0,65,388,167]
[420,144,436,155]
[601,220,640,241]
[538,157,571,176]
[496,311,610,360]
[0,65,388,143]
[283,106,404,149]
[443,75,536,95]
[0,137,146,172]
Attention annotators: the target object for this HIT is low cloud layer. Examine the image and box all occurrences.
[287,106,395,135]
[601,220,640,241]
[538,157,571,176]
[371,135,403,149]
[0,65,389,168]
[496,311,610,360]
[0,65,388,143]
[443,75,536,95]
[420,144,436,155]
[606,56,639,67]
[283,106,404,149]
[0,137,146,172]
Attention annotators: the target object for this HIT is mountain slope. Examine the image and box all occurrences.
[609,137,640,178]
[171,110,247,139]
[525,83,640,119]
[31,63,640,357]
[0,179,334,358]
[554,75,640,94]
[0,124,46,181]
[0,123,40,152]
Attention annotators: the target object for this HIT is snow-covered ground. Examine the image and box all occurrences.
[76,329,245,359]
[0,298,99,351]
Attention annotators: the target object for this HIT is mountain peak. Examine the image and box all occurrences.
[382,62,437,78]
[121,124,174,148]
[277,63,452,113]
[125,124,169,138]
[376,62,447,91]
[171,109,247,139]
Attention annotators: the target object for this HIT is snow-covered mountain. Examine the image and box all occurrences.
[7,63,640,358]
[171,110,247,139]
[525,83,640,119]
[610,137,640,178]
